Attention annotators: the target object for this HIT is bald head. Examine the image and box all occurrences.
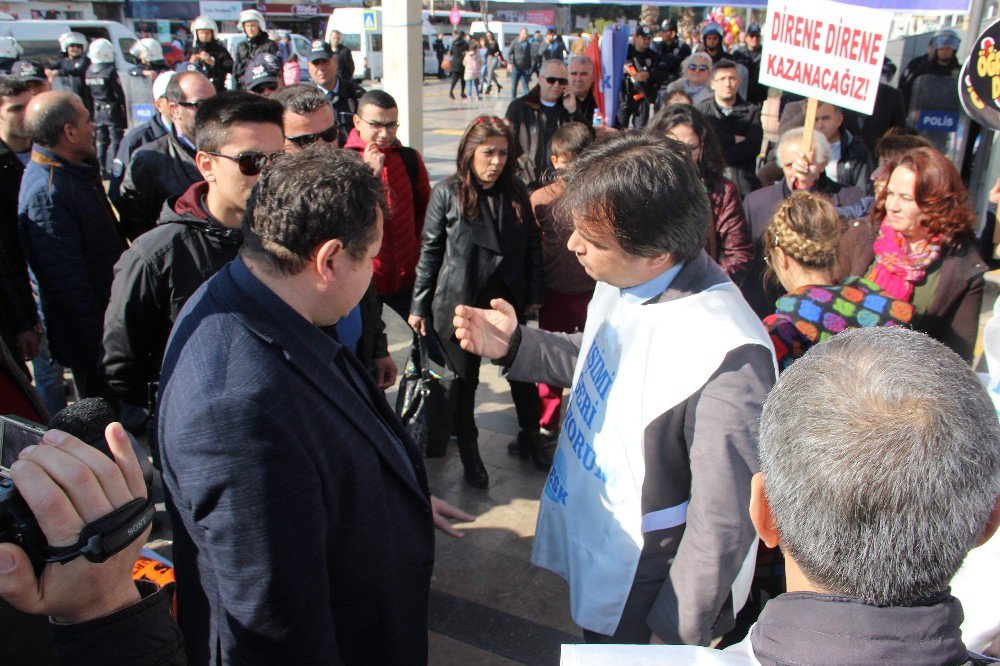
[26,91,92,158]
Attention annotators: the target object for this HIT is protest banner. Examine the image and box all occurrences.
[960,19,1000,131]
[759,0,893,152]
[759,0,893,116]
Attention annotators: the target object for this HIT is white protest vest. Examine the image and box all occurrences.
[531,279,775,636]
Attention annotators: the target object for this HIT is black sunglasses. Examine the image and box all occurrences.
[204,150,283,176]
[287,124,340,148]
[687,64,709,72]
[544,76,569,85]
[177,99,207,109]
[252,82,278,93]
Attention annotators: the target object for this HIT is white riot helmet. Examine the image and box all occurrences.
[58,32,87,52]
[88,38,115,64]
[190,16,219,36]
[239,9,266,32]
[137,37,164,61]
[0,36,22,60]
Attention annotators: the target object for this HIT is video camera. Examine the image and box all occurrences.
[0,399,154,574]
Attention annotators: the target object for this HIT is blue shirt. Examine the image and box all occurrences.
[335,304,363,354]
[620,262,684,305]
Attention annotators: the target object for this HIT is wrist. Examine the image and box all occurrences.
[52,580,142,624]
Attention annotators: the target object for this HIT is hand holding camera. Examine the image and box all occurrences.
[0,422,151,623]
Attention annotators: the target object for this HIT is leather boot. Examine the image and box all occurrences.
[509,430,552,471]
[457,439,489,488]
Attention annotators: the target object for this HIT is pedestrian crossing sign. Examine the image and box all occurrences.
[363,10,377,31]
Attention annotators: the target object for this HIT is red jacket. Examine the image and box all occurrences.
[344,129,431,296]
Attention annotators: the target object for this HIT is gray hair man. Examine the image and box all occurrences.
[505,58,585,187]
[564,326,1000,663]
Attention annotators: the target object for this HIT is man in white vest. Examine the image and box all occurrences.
[453,133,777,645]
[560,326,1000,663]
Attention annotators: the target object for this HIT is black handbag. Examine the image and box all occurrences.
[395,334,452,458]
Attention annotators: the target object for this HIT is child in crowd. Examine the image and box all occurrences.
[529,122,595,440]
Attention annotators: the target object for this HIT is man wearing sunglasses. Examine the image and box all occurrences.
[345,90,431,324]
[505,58,585,188]
[272,82,342,149]
[103,91,285,434]
[272,83,398,389]
[117,71,216,240]
[618,25,669,129]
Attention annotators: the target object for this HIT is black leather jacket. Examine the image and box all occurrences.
[411,176,543,375]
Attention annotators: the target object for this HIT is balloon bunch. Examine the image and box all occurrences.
[709,6,744,46]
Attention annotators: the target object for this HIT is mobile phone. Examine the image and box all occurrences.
[0,415,46,469]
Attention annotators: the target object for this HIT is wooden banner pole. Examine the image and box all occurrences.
[800,97,818,157]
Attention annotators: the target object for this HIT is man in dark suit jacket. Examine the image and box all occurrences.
[158,149,470,664]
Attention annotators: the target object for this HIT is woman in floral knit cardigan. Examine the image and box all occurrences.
[763,192,914,370]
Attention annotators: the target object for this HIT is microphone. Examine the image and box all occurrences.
[48,399,153,492]
[49,398,116,456]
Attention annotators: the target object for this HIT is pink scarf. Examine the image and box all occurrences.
[866,219,942,301]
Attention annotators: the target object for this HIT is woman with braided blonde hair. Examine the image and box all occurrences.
[763,192,914,370]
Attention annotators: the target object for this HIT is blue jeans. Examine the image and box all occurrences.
[512,67,531,98]
[31,346,67,417]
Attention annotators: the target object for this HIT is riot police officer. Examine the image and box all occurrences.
[233,9,280,90]
[129,38,172,79]
[618,26,670,129]
[85,38,127,179]
[49,32,91,109]
[0,36,22,75]
[654,19,690,84]
[184,16,232,92]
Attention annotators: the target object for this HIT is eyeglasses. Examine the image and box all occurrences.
[544,76,569,86]
[204,150,283,176]
[177,99,207,109]
[687,64,709,72]
[356,117,400,132]
[252,82,278,93]
[288,124,340,148]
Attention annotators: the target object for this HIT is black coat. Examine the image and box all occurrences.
[234,34,280,89]
[109,115,171,208]
[834,129,874,192]
[505,86,584,187]
[411,177,543,376]
[0,140,35,349]
[332,43,355,81]
[859,82,907,149]
[102,185,243,407]
[184,39,233,91]
[159,256,434,664]
[118,132,203,241]
[697,95,763,197]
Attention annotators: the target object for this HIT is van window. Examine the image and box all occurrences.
[292,35,310,57]
[17,41,60,68]
[339,33,361,51]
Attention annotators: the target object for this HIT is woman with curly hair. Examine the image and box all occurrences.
[763,192,914,370]
[844,147,985,361]
[646,103,753,282]
[409,116,545,487]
